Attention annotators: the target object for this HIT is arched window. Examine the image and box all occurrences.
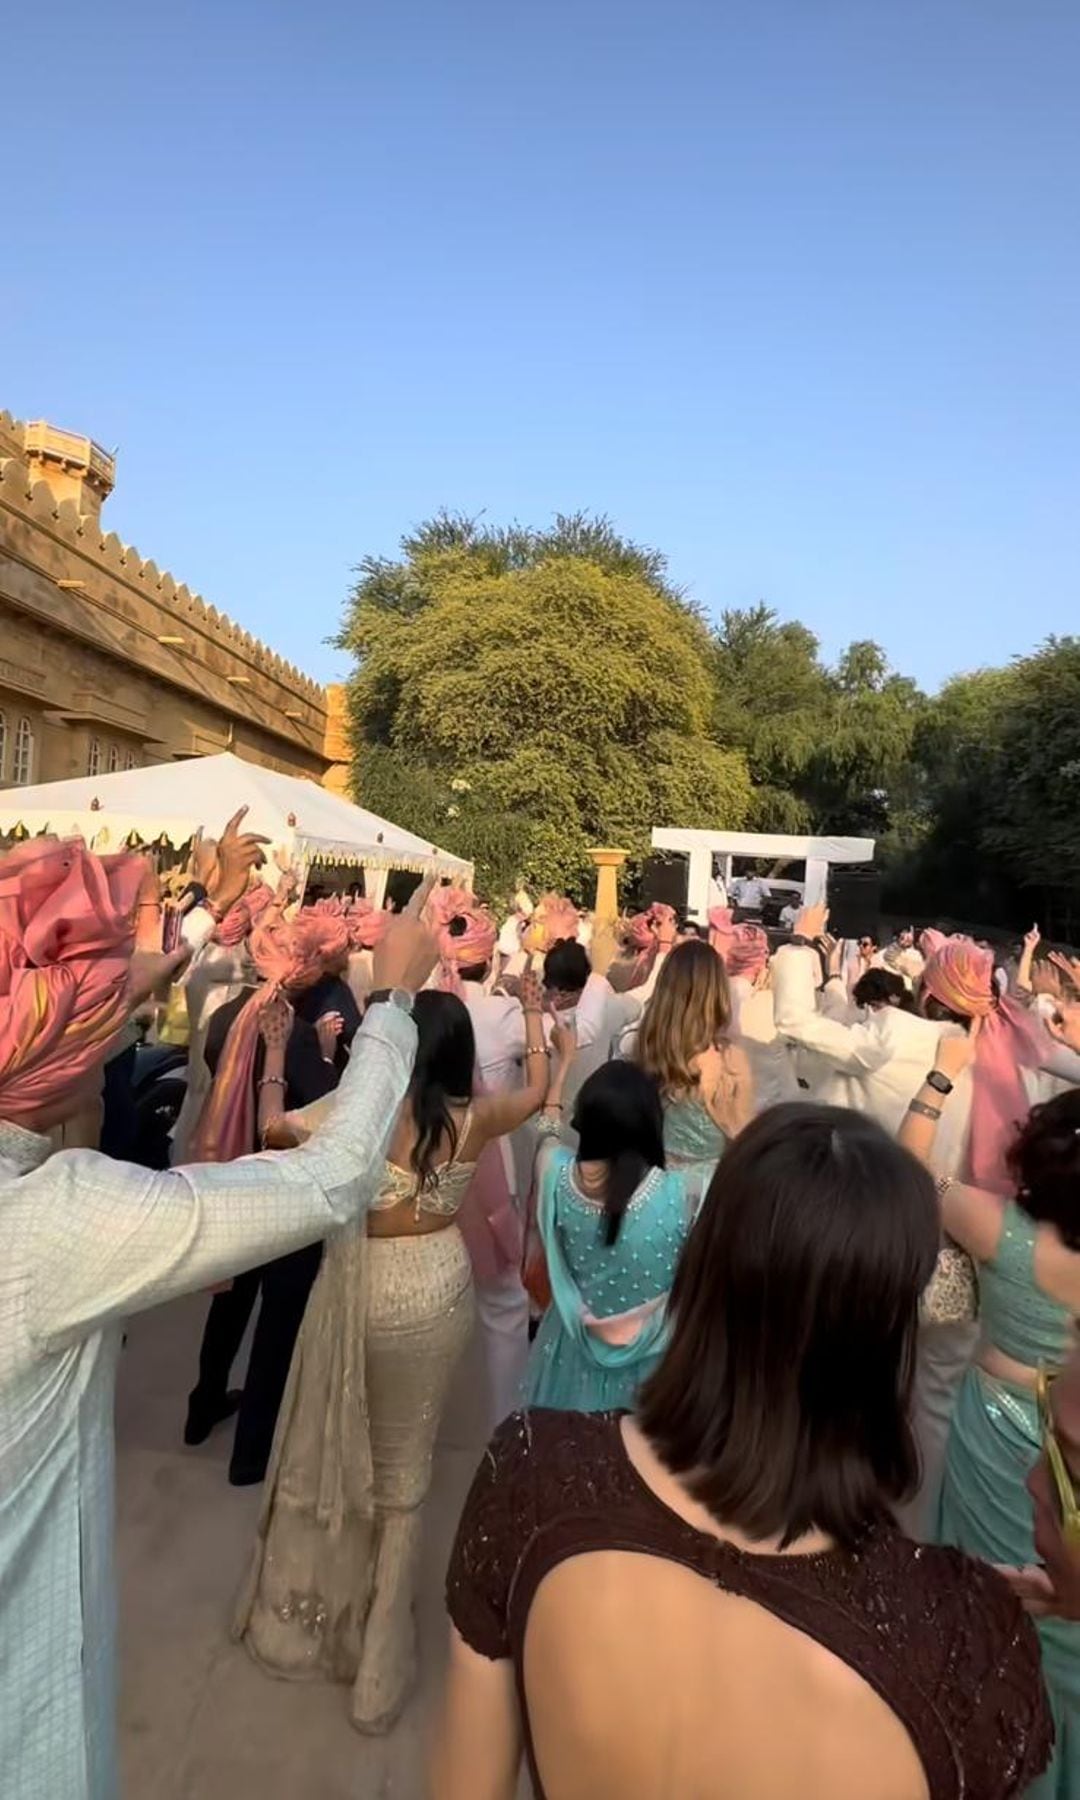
[88,737,102,777]
[107,743,120,774]
[0,710,7,782]
[125,749,138,771]
[13,716,35,786]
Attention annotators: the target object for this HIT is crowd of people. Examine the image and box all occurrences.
[2,816,1080,1799]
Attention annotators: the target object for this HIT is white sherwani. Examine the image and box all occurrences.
[0,1004,415,1800]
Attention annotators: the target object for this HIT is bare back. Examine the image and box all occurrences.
[525,1555,927,1800]
[446,1411,1052,1800]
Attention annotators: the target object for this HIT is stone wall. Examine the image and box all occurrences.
[0,408,347,790]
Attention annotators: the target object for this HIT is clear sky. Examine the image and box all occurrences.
[5,0,1078,693]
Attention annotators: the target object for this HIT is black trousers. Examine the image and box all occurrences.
[190,1241,323,1480]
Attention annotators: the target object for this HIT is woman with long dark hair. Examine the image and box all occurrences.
[523,1060,694,1413]
[435,1104,1052,1800]
[235,976,575,1734]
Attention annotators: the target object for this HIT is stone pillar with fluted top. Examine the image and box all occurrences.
[587,846,628,975]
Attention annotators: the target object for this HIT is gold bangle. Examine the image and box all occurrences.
[525,1045,547,1057]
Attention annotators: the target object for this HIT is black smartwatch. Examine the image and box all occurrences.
[925,1069,954,1096]
[366,988,415,1017]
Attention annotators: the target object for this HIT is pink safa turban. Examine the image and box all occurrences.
[189,914,338,1165]
[608,904,676,994]
[438,904,498,994]
[0,838,144,1126]
[922,940,1045,1193]
[708,906,769,982]
[424,885,475,934]
[343,897,389,952]
[213,880,275,948]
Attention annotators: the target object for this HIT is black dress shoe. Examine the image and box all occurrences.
[183,1389,242,1447]
[227,1458,268,1488]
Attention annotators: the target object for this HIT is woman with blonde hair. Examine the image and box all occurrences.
[635,939,753,1206]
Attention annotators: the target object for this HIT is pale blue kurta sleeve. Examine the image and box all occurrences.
[26,1003,416,1349]
[0,1001,416,1800]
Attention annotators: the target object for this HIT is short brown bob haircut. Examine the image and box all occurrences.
[638,1103,939,1549]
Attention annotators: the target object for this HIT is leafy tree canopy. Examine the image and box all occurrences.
[338,515,749,900]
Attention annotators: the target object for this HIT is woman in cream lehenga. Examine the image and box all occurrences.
[234,975,573,1733]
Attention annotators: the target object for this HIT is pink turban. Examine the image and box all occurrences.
[0,838,144,1126]
[923,940,1045,1192]
[437,903,498,993]
[306,899,351,965]
[918,928,948,959]
[708,906,769,982]
[190,914,337,1165]
[424,885,475,934]
[213,880,275,948]
[609,904,676,993]
[343,897,389,951]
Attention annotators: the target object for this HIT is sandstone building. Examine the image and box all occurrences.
[0,411,349,793]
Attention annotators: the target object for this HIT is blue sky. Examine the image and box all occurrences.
[5,0,1077,693]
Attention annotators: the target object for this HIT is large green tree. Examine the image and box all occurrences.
[711,606,924,837]
[338,515,751,900]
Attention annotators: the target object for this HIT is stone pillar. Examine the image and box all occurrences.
[321,682,351,794]
[587,846,628,975]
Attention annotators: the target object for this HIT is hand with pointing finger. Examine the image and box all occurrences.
[211,807,272,916]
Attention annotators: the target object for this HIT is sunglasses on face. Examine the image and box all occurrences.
[1037,1365,1080,1548]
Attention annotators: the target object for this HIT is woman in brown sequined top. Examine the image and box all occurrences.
[435,1103,1053,1800]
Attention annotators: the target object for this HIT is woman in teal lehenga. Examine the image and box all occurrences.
[524,1063,693,1413]
[901,1049,1080,1800]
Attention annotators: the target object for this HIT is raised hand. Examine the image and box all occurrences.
[316,1010,345,1061]
[934,1017,982,1081]
[371,916,440,995]
[794,901,829,942]
[213,807,272,913]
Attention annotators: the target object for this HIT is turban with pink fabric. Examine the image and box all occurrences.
[437,903,498,994]
[189,913,338,1165]
[306,899,351,965]
[424,885,475,935]
[922,939,1045,1193]
[212,880,275,948]
[0,838,144,1127]
[343,897,389,951]
[608,904,676,993]
[708,906,769,982]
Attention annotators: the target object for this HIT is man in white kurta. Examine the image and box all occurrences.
[0,998,418,1800]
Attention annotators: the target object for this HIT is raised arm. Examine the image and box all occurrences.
[897,1026,1000,1259]
[26,922,437,1349]
[1016,924,1041,996]
[772,945,892,1074]
[472,977,574,1140]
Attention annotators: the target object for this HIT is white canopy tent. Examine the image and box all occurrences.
[0,752,472,901]
[650,827,874,919]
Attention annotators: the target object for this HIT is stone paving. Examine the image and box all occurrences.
[115,1291,494,1799]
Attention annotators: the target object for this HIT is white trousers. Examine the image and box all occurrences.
[475,1266,531,1431]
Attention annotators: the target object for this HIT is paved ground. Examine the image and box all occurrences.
[115,1292,494,1799]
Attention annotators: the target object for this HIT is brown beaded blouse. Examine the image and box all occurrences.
[446,1410,1052,1800]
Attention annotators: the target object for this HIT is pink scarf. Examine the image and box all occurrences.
[0,839,144,1125]
[922,940,1044,1192]
[189,914,335,1164]
[708,906,769,981]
